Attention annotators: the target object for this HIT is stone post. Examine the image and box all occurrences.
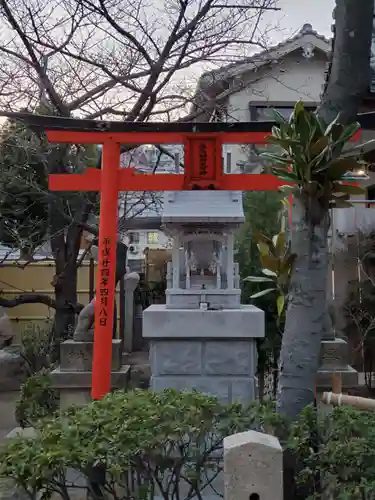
[166,262,172,289]
[185,249,191,289]
[224,430,283,500]
[234,263,240,289]
[123,271,140,353]
[226,232,234,289]
[172,234,180,288]
[216,248,222,289]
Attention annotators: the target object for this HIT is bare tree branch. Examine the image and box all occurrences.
[0,293,83,312]
[0,0,276,334]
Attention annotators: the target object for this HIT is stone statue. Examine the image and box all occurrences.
[0,305,14,347]
[73,299,95,341]
[72,259,140,341]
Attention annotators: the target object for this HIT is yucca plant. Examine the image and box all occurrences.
[263,102,374,422]
[245,231,296,320]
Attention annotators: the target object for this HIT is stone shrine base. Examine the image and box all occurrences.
[50,366,130,408]
[143,304,264,339]
[50,339,130,409]
[143,304,264,405]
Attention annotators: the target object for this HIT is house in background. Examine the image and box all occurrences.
[122,24,333,269]
[119,24,332,270]
[193,23,331,172]
[0,231,93,263]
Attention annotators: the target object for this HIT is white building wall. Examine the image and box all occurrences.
[225,53,327,171]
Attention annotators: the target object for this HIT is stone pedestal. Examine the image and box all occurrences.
[317,337,358,391]
[50,339,130,409]
[143,305,264,404]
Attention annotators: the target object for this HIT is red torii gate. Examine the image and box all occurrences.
[20,115,362,400]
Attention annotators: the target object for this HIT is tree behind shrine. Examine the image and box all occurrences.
[273,0,375,423]
[0,117,48,258]
[0,0,277,344]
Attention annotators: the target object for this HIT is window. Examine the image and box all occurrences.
[249,103,316,122]
[246,103,317,173]
[147,231,159,244]
[128,232,140,244]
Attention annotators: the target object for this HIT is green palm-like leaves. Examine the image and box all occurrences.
[244,231,296,318]
[262,102,374,221]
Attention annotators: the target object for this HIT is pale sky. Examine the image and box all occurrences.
[269,0,335,41]
[0,0,337,123]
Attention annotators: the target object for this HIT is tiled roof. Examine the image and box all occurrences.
[201,23,330,82]
[189,24,331,121]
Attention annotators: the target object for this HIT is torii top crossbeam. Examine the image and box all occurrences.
[28,115,288,191]
[13,113,365,399]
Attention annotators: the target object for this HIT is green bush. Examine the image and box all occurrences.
[15,369,59,428]
[19,321,54,375]
[5,389,375,500]
[289,405,375,499]
[1,390,283,500]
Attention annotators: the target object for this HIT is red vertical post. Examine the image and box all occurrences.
[91,140,120,400]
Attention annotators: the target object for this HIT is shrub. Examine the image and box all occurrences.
[15,369,59,428]
[19,321,54,375]
[289,405,375,499]
[7,389,375,500]
[1,390,283,500]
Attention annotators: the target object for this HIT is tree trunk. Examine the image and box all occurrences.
[276,0,374,423]
[276,197,329,419]
[53,264,78,348]
[317,0,373,125]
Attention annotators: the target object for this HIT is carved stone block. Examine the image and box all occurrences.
[320,338,348,368]
[150,341,202,375]
[204,341,256,376]
[60,339,122,372]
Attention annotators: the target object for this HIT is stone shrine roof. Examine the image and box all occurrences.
[162,191,244,224]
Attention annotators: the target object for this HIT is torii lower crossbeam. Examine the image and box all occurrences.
[42,120,361,400]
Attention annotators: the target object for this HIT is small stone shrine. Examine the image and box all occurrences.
[143,191,264,404]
